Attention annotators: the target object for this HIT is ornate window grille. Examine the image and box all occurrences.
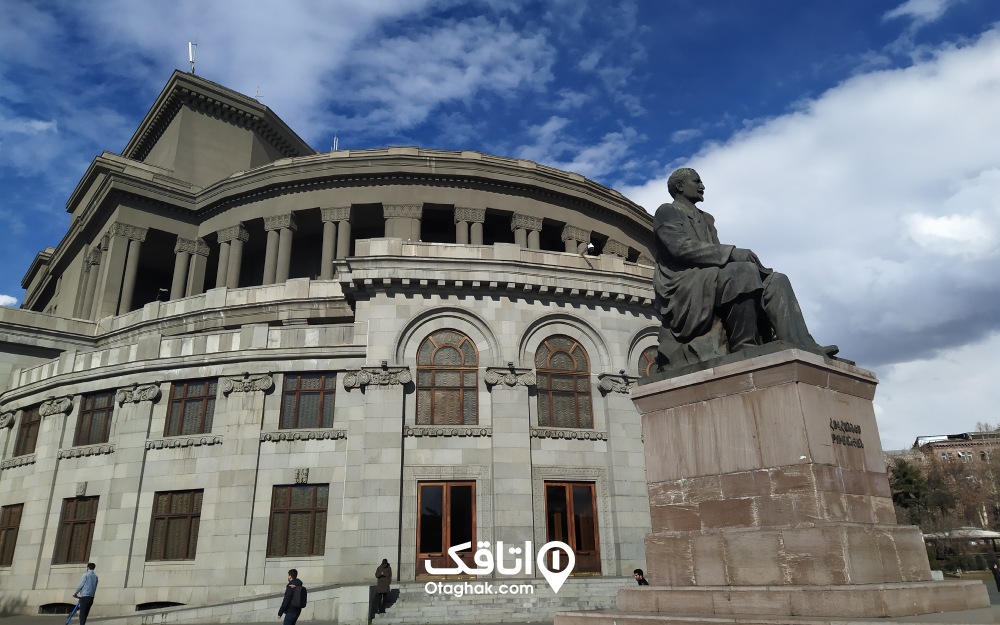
[267,485,329,557]
[536,335,593,428]
[146,490,203,560]
[165,380,217,436]
[280,373,336,429]
[0,503,23,566]
[52,497,99,564]
[13,407,41,457]
[75,391,115,446]
[416,330,478,426]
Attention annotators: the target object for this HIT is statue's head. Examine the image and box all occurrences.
[667,168,703,201]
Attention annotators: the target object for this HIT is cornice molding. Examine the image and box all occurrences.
[260,429,348,442]
[405,426,492,438]
[58,444,115,459]
[1,455,36,470]
[146,435,223,450]
[530,428,607,441]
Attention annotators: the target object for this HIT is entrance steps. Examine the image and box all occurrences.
[374,578,628,624]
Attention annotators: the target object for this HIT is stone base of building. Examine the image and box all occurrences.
[555,349,990,625]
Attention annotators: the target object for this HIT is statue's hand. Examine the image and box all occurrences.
[730,248,759,264]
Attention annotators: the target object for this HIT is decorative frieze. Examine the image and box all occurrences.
[88,248,103,266]
[511,213,542,232]
[294,468,309,484]
[561,225,591,243]
[0,412,13,429]
[597,373,637,395]
[1,455,36,470]
[602,238,629,258]
[321,206,352,222]
[343,365,412,389]
[220,373,274,396]
[116,383,162,405]
[454,207,485,223]
[109,222,148,242]
[146,435,223,450]
[39,397,74,417]
[530,428,607,441]
[260,429,348,442]
[484,365,535,388]
[383,204,423,219]
[217,223,250,243]
[405,426,492,438]
[264,213,298,231]
[58,445,115,460]
[174,237,210,256]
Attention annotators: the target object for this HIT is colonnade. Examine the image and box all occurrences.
[75,205,634,321]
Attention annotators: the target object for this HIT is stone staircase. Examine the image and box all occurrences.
[372,577,629,624]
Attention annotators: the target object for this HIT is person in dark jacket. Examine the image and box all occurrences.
[375,559,392,614]
[278,569,306,625]
[633,568,650,585]
[991,563,1000,591]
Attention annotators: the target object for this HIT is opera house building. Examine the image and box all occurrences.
[0,71,657,620]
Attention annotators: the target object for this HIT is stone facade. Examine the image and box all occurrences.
[0,71,656,616]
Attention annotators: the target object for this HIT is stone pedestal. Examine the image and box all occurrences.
[556,349,989,625]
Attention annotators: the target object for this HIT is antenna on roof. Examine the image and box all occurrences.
[255,85,261,100]
[333,135,339,151]
[188,41,197,74]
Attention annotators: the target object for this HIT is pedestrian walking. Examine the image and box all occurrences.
[375,558,392,614]
[633,568,650,585]
[278,568,307,625]
[71,562,98,624]
[991,563,1000,592]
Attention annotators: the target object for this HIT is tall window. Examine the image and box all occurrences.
[165,380,217,436]
[75,391,115,446]
[639,345,659,378]
[545,482,601,574]
[147,490,203,560]
[13,407,41,456]
[416,330,478,425]
[280,373,336,429]
[417,481,475,576]
[535,335,593,428]
[52,497,99,564]
[267,485,329,557]
[0,503,23,566]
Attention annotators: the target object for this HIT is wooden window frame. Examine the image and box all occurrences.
[165,380,217,437]
[416,481,476,577]
[74,391,115,446]
[416,330,479,426]
[13,407,41,457]
[535,335,593,429]
[146,490,203,561]
[543,481,601,575]
[0,503,23,566]
[266,484,329,557]
[52,496,99,565]
[279,373,336,429]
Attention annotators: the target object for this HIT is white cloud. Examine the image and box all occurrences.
[0,294,17,307]
[883,0,954,25]
[516,116,638,180]
[622,26,1000,445]
[671,128,703,144]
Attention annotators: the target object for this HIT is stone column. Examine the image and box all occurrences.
[274,214,297,283]
[322,207,351,275]
[511,213,542,249]
[185,238,210,296]
[485,366,536,547]
[562,225,591,254]
[455,207,485,245]
[262,219,281,285]
[170,239,191,300]
[217,223,249,289]
[96,223,146,318]
[89,235,110,319]
[384,204,422,242]
[79,249,101,319]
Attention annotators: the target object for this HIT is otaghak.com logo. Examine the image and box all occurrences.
[424,540,575,597]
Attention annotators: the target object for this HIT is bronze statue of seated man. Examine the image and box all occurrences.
[653,167,838,371]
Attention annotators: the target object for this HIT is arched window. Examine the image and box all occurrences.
[535,335,592,429]
[416,330,478,425]
[639,345,659,378]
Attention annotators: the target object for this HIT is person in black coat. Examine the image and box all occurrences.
[375,559,392,614]
[633,568,650,585]
[278,569,307,625]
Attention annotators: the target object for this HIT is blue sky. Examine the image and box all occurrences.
[2,0,999,449]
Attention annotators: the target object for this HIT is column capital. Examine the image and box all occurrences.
[109,222,148,242]
[561,224,591,243]
[597,372,637,395]
[174,237,210,256]
[88,248,103,265]
[264,213,298,232]
[343,364,412,389]
[602,238,628,258]
[511,213,542,232]
[0,411,14,429]
[636,254,654,266]
[383,204,423,219]
[217,223,250,243]
[116,382,162,405]
[454,207,485,224]
[484,366,535,388]
[220,373,275,396]
[321,206,352,222]
[39,396,74,417]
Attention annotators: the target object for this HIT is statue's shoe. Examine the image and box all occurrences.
[821,344,840,357]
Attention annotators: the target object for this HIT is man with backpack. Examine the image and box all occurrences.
[278,569,307,625]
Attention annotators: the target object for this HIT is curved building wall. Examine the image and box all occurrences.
[0,72,658,616]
